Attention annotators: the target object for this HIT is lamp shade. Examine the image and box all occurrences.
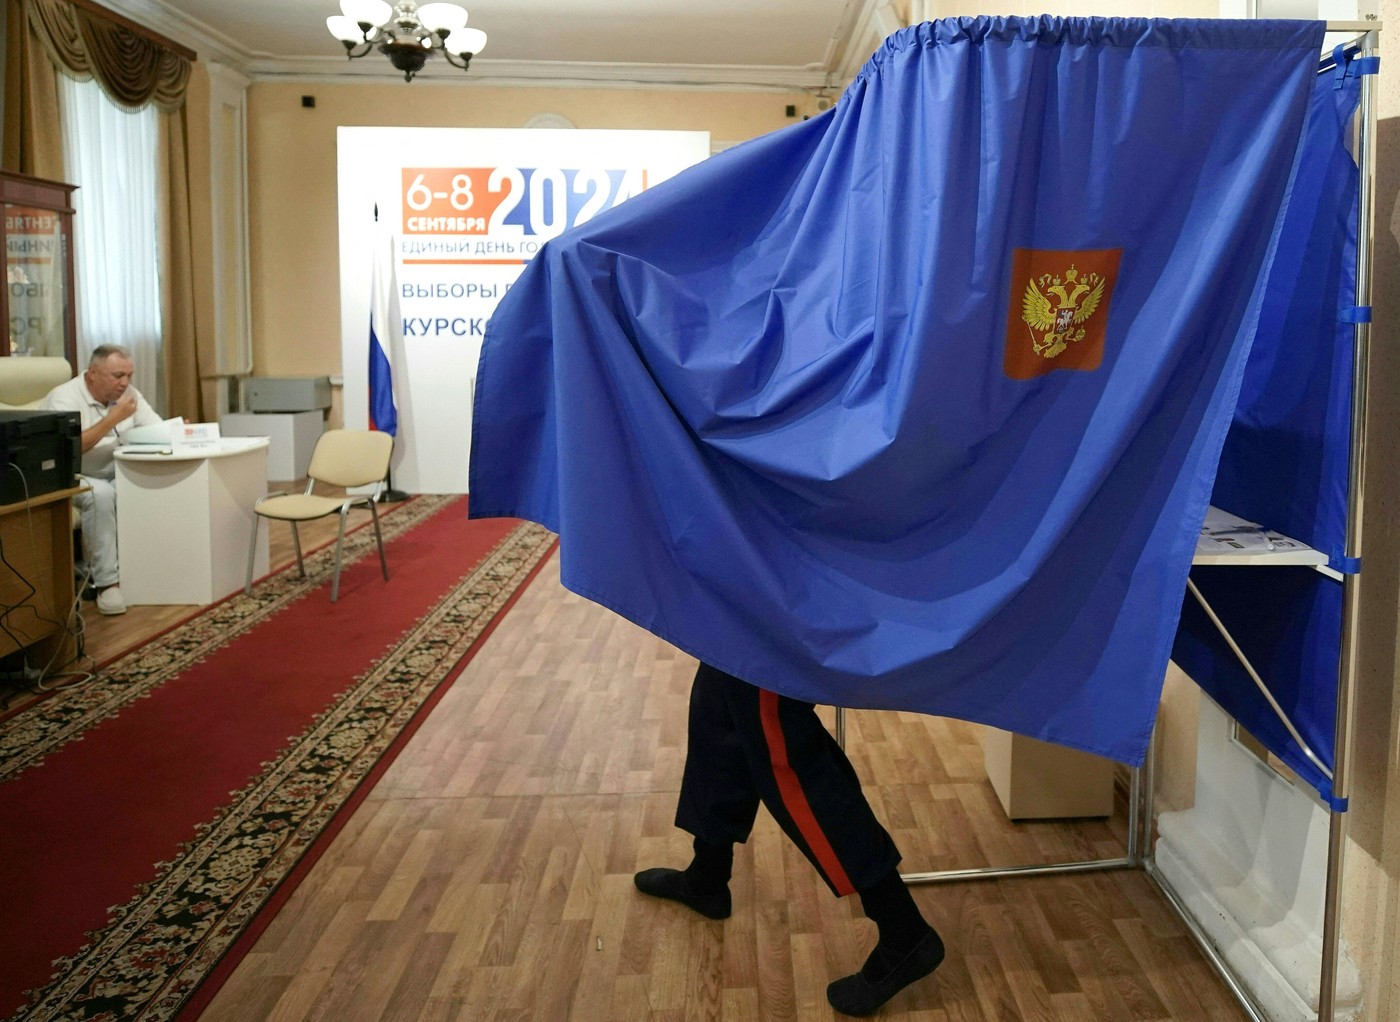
[326,15,365,42]
[446,26,487,55]
[418,3,469,33]
[340,0,392,26]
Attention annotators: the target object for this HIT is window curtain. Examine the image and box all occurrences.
[2,0,62,179]
[1,0,203,420]
[58,74,162,405]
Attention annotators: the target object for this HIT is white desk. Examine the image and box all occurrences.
[115,437,270,606]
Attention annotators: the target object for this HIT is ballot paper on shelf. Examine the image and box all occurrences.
[1193,506,1329,567]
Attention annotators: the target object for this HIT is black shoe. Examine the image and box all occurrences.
[633,867,731,920]
[826,927,945,1016]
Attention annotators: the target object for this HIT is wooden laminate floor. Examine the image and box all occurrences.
[35,499,1249,1021]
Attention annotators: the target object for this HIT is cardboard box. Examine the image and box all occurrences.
[982,726,1116,819]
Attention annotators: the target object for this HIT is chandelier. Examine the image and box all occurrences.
[327,1,488,82]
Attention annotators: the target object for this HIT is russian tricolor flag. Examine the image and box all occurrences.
[367,230,401,436]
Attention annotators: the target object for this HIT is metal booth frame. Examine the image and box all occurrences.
[834,22,1383,1022]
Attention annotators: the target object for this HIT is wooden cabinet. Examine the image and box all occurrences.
[0,171,77,371]
[0,486,79,667]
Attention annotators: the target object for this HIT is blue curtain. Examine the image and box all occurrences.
[1172,59,1364,804]
[470,17,1325,767]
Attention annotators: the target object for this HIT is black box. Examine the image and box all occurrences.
[0,410,80,505]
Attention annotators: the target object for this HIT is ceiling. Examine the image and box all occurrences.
[99,0,897,91]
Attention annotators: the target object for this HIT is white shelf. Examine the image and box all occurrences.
[1193,506,1330,568]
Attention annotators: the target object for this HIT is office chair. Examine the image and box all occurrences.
[244,428,394,602]
[0,356,73,410]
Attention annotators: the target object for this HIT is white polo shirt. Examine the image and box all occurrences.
[41,374,161,480]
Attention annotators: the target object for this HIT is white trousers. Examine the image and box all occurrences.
[74,475,119,589]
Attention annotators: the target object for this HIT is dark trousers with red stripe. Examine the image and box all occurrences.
[675,662,902,898]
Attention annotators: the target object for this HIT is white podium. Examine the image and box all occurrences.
[115,437,270,606]
[219,411,323,481]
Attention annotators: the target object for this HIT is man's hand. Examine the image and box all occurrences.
[78,392,140,455]
[106,392,138,427]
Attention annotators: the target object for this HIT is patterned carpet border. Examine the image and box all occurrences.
[0,495,455,783]
[10,515,557,1022]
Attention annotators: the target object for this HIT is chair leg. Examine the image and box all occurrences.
[368,499,389,581]
[245,514,261,595]
[330,507,351,602]
[291,522,305,577]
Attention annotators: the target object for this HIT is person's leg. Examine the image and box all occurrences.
[714,670,898,894]
[77,477,118,584]
[674,662,762,845]
[712,670,943,1015]
[77,477,125,615]
[71,484,95,580]
[634,662,761,919]
[828,869,945,1016]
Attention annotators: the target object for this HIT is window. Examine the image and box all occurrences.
[58,74,163,411]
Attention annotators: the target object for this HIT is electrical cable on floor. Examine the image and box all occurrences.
[35,568,96,692]
[33,544,97,692]
[33,666,95,692]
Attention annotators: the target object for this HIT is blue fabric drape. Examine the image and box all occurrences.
[1172,61,1363,803]
[470,17,1324,766]
[1208,65,1360,570]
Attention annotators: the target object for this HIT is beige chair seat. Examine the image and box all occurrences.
[252,492,362,521]
[245,428,395,602]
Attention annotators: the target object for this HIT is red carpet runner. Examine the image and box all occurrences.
[0,496,555,1021]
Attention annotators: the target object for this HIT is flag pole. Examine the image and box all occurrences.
[379,465,410,503]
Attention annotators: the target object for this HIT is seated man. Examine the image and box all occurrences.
[42,344,160,615]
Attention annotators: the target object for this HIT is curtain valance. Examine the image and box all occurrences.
[26,0,189,111]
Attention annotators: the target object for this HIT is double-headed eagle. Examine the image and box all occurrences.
[1021,266,1106,358]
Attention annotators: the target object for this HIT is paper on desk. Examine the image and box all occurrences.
[121,415,184,448]
[173,421,221,448]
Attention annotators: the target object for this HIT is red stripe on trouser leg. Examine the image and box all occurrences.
[757,689,856,897]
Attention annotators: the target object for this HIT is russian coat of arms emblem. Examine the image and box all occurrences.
[1021,266,1107,359]
[1003,248,1121,380]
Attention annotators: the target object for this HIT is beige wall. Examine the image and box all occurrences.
[243,82,807,386]
[941,0,1215,13]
